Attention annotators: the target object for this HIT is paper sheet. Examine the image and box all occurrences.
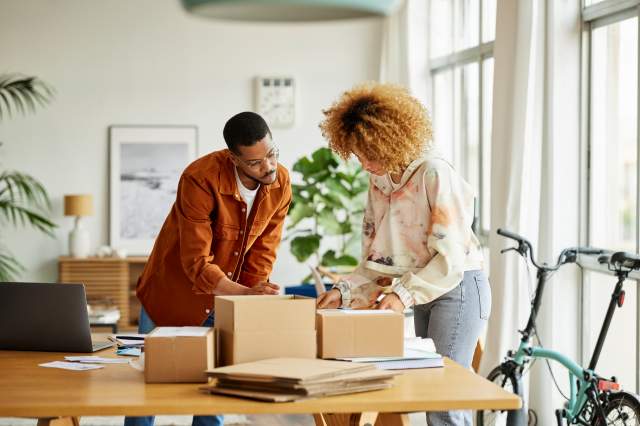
[64,356,130,364]
[39,361,104,371]
[151,327,210,337]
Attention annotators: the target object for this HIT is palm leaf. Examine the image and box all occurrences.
[0,247,24,282]
[0,171,57,236]
[0,171,52,210]
[0,74,54,120]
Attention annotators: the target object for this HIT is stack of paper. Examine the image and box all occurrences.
[108,334,146,348]
[202,358,397,402]
[336,337,443,370]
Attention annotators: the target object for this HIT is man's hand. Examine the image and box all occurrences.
[316,289,342,309]
[376,293,405,313]
[214,277,279,295]
[245,281,280,295]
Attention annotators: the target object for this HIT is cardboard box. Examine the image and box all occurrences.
[316,309,404,358]
[214,295,316,366]
[144,327,214,383]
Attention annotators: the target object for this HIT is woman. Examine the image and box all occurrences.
[316,83,491,426]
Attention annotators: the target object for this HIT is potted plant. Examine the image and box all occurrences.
[0,74,57,281]
[284,147,368,296]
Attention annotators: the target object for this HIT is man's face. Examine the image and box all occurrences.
[232,136,279,185]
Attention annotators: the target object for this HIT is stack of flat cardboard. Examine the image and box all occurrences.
[203,357,397,402]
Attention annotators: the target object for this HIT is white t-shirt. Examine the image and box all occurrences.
[234,167,259,217]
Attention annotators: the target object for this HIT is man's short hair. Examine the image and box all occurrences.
[223,112,272,154]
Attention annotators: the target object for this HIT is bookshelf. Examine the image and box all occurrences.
[58,256,147,330]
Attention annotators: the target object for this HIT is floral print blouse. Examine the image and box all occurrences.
[335,150,484,309]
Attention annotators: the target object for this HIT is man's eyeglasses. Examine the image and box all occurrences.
[236,147,279,170]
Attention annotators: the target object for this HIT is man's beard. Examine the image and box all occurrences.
[246,169,277,185]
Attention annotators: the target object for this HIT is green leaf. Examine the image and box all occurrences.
[0,247,24,282]
[287,202,315,227]
[0,171,57,236]
[318,209,351,235]
[292,148,339,180]
[290,234,321,262]
[0,74,54,120]
[311,147,339,169]
[321,250,358,267]
[324,176,351,199]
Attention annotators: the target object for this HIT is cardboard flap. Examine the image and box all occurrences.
[215,295,316,332]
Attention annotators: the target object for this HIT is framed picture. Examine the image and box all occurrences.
[109,125,198,255]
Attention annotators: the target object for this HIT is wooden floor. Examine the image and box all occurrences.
[244,414,315,425]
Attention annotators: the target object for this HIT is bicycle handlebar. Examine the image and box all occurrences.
[497,228,606,271]
[497,228,528,244]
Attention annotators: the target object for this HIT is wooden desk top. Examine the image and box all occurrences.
[0,350,520,418]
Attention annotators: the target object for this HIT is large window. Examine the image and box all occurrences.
[582,0,639,393]
[429,0,496,236]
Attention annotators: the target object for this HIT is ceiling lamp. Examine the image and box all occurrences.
[181,0,401,22]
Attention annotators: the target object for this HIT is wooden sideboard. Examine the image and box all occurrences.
[58,257,147,329]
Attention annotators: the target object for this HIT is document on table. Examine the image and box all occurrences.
[64,356,130,364]
[39,361,104,371]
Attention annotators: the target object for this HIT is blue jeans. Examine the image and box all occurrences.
[123,308,224,426]
[413,270,491,426]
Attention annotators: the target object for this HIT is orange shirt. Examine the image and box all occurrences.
[136,149,291,326]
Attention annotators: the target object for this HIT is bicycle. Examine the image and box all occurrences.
[477,228,640,426]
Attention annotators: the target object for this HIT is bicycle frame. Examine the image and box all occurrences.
[511,340,597,423]
[502,243,627,425]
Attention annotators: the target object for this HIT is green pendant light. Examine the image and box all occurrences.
[181,0,401,22]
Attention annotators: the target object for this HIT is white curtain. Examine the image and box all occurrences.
[379,0,429,106]
[483,0,582,423]
[480,0,546,411]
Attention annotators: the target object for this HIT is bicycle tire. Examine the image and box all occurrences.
[477,365,524,426]
[593,391,640,426]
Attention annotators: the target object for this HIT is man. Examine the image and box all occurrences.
[124,112,291,426]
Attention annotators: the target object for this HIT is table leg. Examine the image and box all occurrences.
[314,412,379,426]
[36,417,80,426]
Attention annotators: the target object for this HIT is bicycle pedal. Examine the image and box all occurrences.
[598,379,621,392]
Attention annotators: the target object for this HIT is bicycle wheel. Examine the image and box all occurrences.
[477,365,521,426]
[594,391,640,425]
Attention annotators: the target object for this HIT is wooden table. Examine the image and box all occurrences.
[0,350,520,426]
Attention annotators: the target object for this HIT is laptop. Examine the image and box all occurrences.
[0,282,114,353]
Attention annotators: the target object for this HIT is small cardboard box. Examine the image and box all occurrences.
[316,309,404,358]
[144,326,215,383]
[214,295,317,366]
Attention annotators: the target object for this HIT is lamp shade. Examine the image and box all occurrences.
[64,194,94,217]
[181,0,401,22]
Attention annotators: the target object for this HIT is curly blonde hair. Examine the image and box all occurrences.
[319,83,433,174]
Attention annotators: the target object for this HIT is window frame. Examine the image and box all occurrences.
[580,0,640,393]
[429,0,495,241]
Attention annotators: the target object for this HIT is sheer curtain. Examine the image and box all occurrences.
[480,0,546,414]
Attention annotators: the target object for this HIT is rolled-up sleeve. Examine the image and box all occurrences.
[175,174,225,294]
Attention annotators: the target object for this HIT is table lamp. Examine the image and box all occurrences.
[64,194,94,258]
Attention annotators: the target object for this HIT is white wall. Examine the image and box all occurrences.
[0,0,383,285]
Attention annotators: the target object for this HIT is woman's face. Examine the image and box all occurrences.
[352,147,386,176]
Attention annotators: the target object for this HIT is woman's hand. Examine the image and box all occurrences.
[316,289,342,309]
[376,293,405,313]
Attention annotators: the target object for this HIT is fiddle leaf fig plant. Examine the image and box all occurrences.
[287,147,369,278]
